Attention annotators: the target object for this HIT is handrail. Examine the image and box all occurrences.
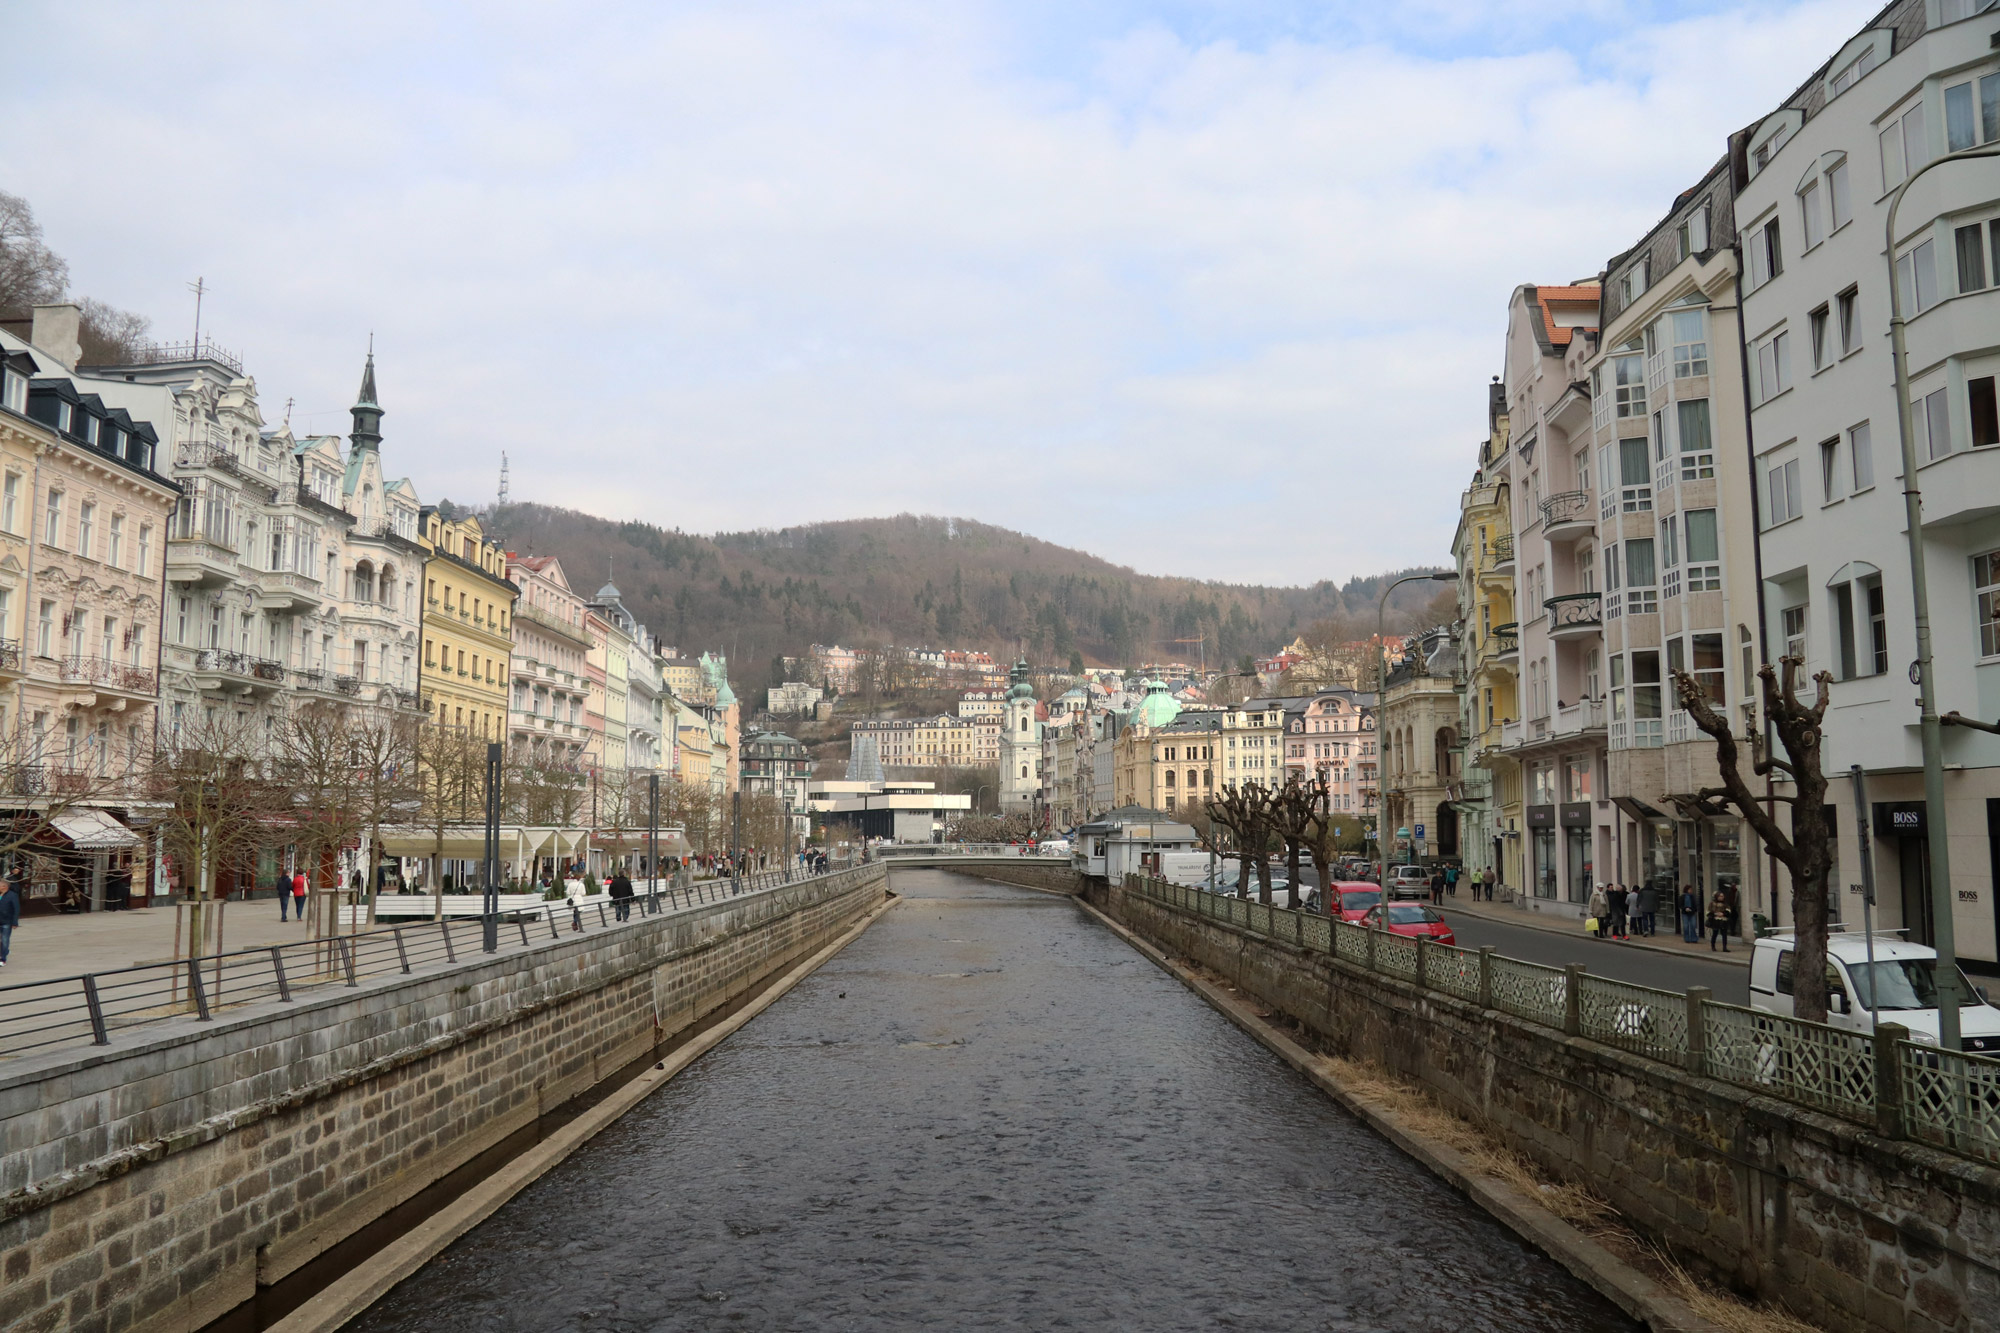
[1123,874,2000,1167]
[1544,592,1603,631]
[1539,489,1591,527]
[0,858,865,1060]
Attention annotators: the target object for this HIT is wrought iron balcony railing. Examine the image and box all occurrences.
[1544,592,1603,633]
[61,655,158,694]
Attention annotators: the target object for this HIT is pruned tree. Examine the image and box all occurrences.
[413,723,487,917]
[347,712,424,926]
[144,714,276,963]
[273,703,369,940]
[1205,780,1277,901]
[1269,774,1320,894]
[1674,658,1835,1022]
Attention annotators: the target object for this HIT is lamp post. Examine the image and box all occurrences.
[481,742,501,953]
[1376,573,1457,914]
[1883,145,1999,1051]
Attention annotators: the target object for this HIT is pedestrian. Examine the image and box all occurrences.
[1635,882,1658,937]
[1707,891,1732,951]
[1444,863,1459,897]
[610,868,634,921]
[1606,882,1629,940]
[1587,883,1608,938]
[291,870,308,925]
[1481,866,1496,901]
[0,873,21,969]
[1429,867,1444,905]
[280,869,295,922]
[1678,884,1700,943]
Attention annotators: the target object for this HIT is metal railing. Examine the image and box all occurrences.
[1539,489,1592,528]
[1544,592,1603,633]
[60,655,158,694]
[0,860,867,1061]
[1124,874,2000,1165]
[1487,533,1514,565]
[874,842,1070,858]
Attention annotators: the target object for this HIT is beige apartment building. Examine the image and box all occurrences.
[849,713,999,769]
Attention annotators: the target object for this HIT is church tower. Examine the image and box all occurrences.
[998,659,1040,814]
[350,344,383,451]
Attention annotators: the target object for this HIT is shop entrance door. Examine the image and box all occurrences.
[1898,836,1934,946]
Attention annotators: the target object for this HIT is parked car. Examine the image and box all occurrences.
[1749,930,2000,1052]
[1331,884,1383,923]
[1385,865,1432,901]
[1361,902,1455,944]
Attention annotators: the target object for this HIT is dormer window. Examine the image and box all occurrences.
[1,370,24,414]
[79,413,98,445]
[54,402,72,433]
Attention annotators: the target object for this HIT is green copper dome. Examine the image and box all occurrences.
[1129,679,1181,729]
[1006,658,1036,701]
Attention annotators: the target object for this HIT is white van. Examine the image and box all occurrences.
[1748,930,2000,1053]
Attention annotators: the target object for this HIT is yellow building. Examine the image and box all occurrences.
[1452,389,1522,889]
[1112,686,1287,816]
[419,509,517,738]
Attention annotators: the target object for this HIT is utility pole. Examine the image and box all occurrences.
[482,742,502,952]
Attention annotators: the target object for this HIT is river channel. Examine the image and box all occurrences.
[349,870,1638,1331]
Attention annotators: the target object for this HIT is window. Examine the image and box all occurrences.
[108,514,123,568]
[1613,353,1646,417]
[1977,550,2000,658]
[1676,399,1713,480]
[43,490,61,546]
[1632,651,1663,746]
[1960,223,1991,293]
[1625,538,1657,614]
[130,623,144,668]
[1829,44,1878,98]
[1677,203,1709,259]
[1897,238,1938,314]
[1767,454,1803,526]
[0,587,10,641]
[137,525,151,576]
[1619,437,1651,513]
[0,370,22,414]
[1865,576,1888,675]
[1660,515,1680,571]
[1685,509,1721,591]
[1691,633,1726,702]
[100,616,116,661]
[1828,159,1852,231]
[1670,309,1707,379]
[1747,218,1782,290]
[1800,180,1824,250]
[1756,330,1791,402]
[1943,74,2000,153]
[1880,100,1927,190]
[1836,287,1859,355]
[1809,305,1830,370]
[1820,437,1843,503]
[1849,421,1875,491]
[1782,605,1807,663]
[36,600,53,657]
[1834,581,1859,679]
[208,602,222,650]
[1972,376,1999,448]
[1,473,17,534]
[77,502,94,558]
[1918,385,1952,461]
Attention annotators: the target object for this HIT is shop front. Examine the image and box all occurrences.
[1527,805,1557,900]
[1560,802,1592,904]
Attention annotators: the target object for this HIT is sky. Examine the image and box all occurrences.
[2,0,1880,586]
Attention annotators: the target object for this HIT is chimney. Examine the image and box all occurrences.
[30,303,82,372]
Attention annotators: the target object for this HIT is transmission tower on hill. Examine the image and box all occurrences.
[497,452,510,507]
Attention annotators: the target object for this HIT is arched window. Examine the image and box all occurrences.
[1164,771,1176,789]
[1019,764,1028,779]
[378,563,397,609]
[353,560,375,603]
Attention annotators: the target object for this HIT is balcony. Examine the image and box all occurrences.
[60,655,158,702]
[191,649,285,696]
[0,638,23,682]
[1487,622,1519,667]
[1539,489,1594,542]
[334,674,361,696]
[515,599,594,649]
[166,535,238,588]
[1483,533,1515,579]
[254,568,324,612]
[1554,698,1607,738]
[1544,592,1603,642]
[1501,720,1524,749]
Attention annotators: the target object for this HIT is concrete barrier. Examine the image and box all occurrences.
[0,865,887,1333]
[1088,875,2000,1333]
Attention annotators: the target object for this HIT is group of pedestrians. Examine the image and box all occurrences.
[1587,881,1739,951]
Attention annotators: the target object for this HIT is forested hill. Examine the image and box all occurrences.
[471,505,1448,698]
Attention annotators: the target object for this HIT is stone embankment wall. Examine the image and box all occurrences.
[0,867,887,1333]
[928,861,1083,896]
[1087,877,2000,1333]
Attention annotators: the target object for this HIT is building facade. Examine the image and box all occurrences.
[997,660,1041,812]
[848,713,998,770]
[420,508,515,738]
[505,553,594,767]
[1376,630,1462,864]
[1454,380,1520,887]
[1736,0,2000,961]
[740,729,811,840]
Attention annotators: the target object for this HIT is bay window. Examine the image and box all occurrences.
[1975,548,2000,658]
[1685,509,1720,591]
[1676,399,1713,479]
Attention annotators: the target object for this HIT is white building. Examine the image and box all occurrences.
[997,659,1041,813]
[1735,0,2000,963]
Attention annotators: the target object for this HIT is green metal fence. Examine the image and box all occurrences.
[1123,874,2000,1166]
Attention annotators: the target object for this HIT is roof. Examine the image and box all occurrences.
[1532,284,1602,349]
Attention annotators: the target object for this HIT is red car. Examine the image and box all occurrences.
[1361,902,1456,945]
[1332,884,1383,923]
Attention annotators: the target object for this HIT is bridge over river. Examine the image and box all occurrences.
[340,869,1633,1332]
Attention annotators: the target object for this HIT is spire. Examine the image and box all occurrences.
[350,337,384,451]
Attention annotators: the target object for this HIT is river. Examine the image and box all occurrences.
[348,869,1638,1331]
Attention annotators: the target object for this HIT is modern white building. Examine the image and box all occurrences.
[1735,0,2000,963]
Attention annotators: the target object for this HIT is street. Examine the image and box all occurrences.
[1438,906,1750,1005]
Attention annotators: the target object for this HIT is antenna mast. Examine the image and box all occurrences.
[187,277,207,351]
[498,451,510,507]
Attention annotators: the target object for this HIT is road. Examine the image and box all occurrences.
[1439,908,1751,1005]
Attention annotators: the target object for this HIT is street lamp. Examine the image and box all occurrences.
[1376,573,1457,911]
[1883,143,2000,1051]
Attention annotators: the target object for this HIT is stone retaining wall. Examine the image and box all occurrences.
[1089,877,2000,1333]
[923,862,1083,896]
[0,866,887,1333]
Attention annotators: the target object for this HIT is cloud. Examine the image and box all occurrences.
[1,0,1881,584]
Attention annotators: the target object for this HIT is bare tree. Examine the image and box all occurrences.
[272,703,369,940]
[143,715,275,963]
[0,190,68,315]
[1674,659,1835,1022]
[347,712,424,925]
[1205,781,1277,901]
[413,724,486,918]
[76,298,151,364]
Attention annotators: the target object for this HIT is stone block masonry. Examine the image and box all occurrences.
[0,866,887,1333]
[1088,876,2000,1333]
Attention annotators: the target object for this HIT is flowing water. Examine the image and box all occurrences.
[349,870,1638,1331]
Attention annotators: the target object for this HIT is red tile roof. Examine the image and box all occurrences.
[1536,283,1600,348]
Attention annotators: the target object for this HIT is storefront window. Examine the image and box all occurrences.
[1645,820,1678,903]
[1566,827,1592,903]
[1709,819,1742,929]
[1533,827,1557,898]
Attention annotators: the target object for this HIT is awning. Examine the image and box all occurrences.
[49,809,143,850]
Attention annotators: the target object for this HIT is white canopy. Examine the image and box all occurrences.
[49,809,143,850]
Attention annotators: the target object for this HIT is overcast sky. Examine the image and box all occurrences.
[5,1,1875,586]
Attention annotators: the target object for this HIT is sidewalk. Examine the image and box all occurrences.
[0,900,322,989]
[1435,893,1751,969]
